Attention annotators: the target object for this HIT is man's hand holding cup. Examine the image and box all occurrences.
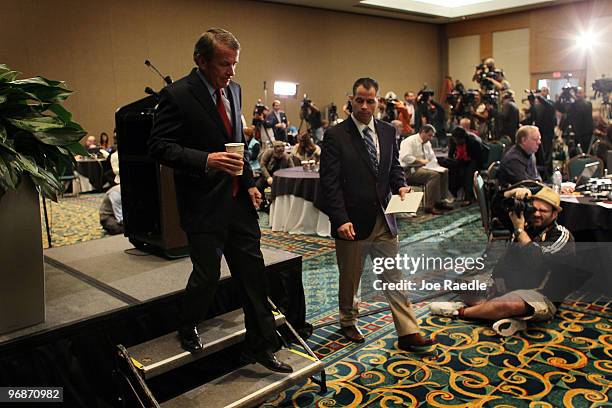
[207,143,245,176]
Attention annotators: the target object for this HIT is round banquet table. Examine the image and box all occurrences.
[269,167,331,237]
[76,158,107,192]
[559,196,612,242]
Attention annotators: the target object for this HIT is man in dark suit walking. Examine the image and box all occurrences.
[317,77,435,351]
[148,28,291,373]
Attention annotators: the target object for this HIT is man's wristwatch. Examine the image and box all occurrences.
[515,228,524,235]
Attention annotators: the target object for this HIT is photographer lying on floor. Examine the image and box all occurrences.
[429,186,577,336]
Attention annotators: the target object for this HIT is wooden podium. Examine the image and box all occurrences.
[115,96,188,258]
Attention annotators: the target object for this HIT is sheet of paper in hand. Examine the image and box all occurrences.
[385,192,424,214]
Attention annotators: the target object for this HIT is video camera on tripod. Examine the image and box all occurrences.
[559,74,578,106]
[474,62,504,91]
[327,103,338,123]
[383,91,399,122]
[447,82,480,118]
[482,89,499,107]
[300,94,312,119]
[417,85,434,106]
[254,100,266,116]
[522,89,542,104]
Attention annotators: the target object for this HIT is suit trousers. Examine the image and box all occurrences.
[335,214,420,337]
[182,194,279,353]
[405,168,449,209]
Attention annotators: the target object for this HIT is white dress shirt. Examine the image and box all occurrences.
[350,114,379,161]
[399,133,438,168]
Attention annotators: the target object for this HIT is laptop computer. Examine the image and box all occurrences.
[575,161,599,188]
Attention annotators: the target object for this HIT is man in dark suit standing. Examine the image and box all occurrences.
[264,99,289,142]
[318,77,435,351]
[148,28,291,373]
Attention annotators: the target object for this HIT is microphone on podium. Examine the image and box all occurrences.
[144,87,159,98]
[145,60,172,85]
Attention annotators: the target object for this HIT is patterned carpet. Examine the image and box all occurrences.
[40,196,611,407]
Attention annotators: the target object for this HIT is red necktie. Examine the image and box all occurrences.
[216,89,233,139]
[216,89,239,197]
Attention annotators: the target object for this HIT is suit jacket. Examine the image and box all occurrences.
[148,68,255,233]
[317,118,407,240]
[264,110,288,141]
[448,133,486,170]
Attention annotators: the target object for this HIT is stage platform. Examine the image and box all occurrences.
[0,235,305,407]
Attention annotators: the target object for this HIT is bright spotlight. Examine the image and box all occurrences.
[273,81,298,98]
[575,30,599,50]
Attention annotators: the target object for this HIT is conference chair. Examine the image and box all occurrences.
[484,141,505,169]
[565,154,604,182]
[473,171,511,242]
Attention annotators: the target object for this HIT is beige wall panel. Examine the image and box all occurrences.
[493,28,530,97]
[0,0,441,137]
[0,1,31,73]
[446,0,612,80]
[586,15,612,111]
[448,35,480,90]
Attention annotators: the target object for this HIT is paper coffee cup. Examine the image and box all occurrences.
[225,143,244,176]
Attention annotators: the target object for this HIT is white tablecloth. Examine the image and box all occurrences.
[269,195,331,237]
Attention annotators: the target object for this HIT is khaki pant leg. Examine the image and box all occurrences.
[368,216,420,336]
[335,238,366,327]
[406,169,441,209]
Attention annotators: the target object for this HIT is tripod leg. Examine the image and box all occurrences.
[42,194,52,248]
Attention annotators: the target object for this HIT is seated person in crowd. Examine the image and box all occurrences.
[244,126,261,176]
[264,99,289,142]
[84,134,109,159]
[256,140,294,195]
[109,148,120,185]
[430,186,575,336]
[291,132,321,166]
[399,124,452,214]
[459,117,482,141]
[497,125,542,186]
[443,127,486,205]
[99,184,123,235]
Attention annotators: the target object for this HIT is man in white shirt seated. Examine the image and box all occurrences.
[399,124,452,215]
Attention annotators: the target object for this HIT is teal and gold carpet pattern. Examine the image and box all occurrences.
[39,196,611,406]
[40,193,106,249]
[266,295,611,407]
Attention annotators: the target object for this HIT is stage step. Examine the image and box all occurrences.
[128,309,286,379]
[160,347,324,408]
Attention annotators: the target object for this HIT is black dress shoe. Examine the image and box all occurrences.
[179,326,203,352]
[397,335,436,353]
[241,350,293,373]
[297,322,314,340]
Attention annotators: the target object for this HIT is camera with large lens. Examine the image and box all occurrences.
[328,102,338,123]
[501,196,536,219]
[482,89,499,106]
[254,100,266,115]
[417,85,434,106]
[300,94,312,119]
[384,97,398,121]
[301,94,311,110]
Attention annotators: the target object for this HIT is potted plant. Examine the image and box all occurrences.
[0,63,87,334]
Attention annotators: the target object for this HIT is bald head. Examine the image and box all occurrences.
[459,118,471,131]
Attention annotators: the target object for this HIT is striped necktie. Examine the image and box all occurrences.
[363,127,378,173]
